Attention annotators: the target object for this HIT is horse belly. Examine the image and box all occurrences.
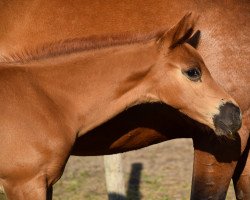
[72,128,168,156]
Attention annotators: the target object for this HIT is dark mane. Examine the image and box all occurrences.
[1,30,166,64]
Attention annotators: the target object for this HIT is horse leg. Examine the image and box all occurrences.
[47,186,53,200]
[191,123,249,200]
[233,137,250,200]
[191,148,235,200]
[0,137,71,200]
[3,176,50,200]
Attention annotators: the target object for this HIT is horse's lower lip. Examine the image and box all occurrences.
[214,126,235,139]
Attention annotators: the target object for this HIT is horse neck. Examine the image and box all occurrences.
[26,40,159,135]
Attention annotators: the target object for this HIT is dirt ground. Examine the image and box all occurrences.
[53,139,235,200]
[0,139,235,200]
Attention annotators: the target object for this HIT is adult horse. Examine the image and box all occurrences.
[0,1,249,200]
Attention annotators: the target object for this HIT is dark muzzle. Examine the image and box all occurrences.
[213,102,242,137]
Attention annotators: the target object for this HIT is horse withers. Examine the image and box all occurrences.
[0,13,241,199]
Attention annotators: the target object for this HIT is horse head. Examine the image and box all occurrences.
[151,13,242,138]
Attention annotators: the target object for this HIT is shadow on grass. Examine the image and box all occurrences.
[108,163,143,200]
[0,193,6,200]
[127,163,143,200]
[108,193,127,200]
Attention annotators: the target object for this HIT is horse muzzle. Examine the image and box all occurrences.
[213,102,242,137]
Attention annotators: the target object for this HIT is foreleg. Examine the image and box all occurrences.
[233,137,250,200]
[191,123,249,200]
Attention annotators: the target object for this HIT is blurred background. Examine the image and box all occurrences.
[52,139,235,200]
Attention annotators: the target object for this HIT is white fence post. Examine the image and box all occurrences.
[104,154,126,200]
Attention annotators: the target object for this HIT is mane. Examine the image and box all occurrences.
[1,30,166,63]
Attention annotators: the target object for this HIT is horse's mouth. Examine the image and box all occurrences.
[213,102,242,139]
[214,120,236,139]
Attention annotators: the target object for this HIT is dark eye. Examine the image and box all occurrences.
[183,67,201,82]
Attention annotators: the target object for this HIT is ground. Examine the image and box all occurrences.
[0,139,235,200]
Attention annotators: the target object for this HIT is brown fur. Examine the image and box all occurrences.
[0,0,249,199]
[0,30,166,63]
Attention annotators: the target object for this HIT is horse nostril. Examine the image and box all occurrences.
[213,102,242,136]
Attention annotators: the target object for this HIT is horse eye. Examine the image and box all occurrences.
[183,67,201,81]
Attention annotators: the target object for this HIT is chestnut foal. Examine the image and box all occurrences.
[0,14,242,199]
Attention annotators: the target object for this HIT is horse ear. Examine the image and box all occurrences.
[186,30,201,48]
[159,12,199,50]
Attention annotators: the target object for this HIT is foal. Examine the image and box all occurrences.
[0,13,241,199]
